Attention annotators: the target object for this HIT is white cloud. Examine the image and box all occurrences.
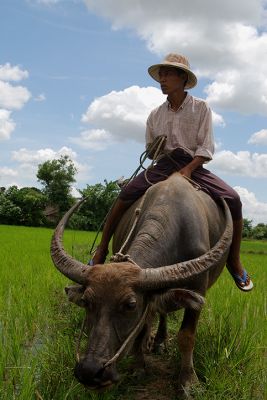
[77,85,225,149]
[70,129,113,151]
[0,167,18,178]
[84,0,262,29]
[235,186,267,224]
[0,81,31,110]
[71,186,81,198]
[0,63,31,140]
[84,0,267,115]
[0,109,16,140]
[0,63,29,82]
[248,129,267,145]
[34,93,46,102]
[8,146,91,187]
[210,150,267,177]
[12,146,77,164]
[81,85,164,144]
[212,111,225,127]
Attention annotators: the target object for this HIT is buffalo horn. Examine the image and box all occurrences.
[139,199,233,290]
[51,197,92,285]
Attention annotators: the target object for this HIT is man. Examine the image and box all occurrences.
[90,53,253,292]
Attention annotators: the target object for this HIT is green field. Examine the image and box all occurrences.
[0,225,266,400]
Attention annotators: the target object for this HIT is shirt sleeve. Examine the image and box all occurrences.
[145,111,154,149]
[195,103,214,161]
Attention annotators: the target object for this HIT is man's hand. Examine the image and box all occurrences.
[179,156,208,178]
[147,135,167,159]
[179,165,193,178]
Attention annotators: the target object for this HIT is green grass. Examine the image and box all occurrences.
[241,239,267,253]
[192,252,266,400]
[0,225,266,399]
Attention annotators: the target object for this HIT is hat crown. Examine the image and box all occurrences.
[164,53,190,68]
[148,52,197,89]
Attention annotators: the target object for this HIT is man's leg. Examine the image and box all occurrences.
[91,154,182,265]
[91,198,134,265]
[226,218,253,289]
[192,167,253,291]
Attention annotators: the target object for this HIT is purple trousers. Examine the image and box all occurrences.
[119,148,242,220]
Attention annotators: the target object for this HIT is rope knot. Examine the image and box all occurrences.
[110,252,131,263]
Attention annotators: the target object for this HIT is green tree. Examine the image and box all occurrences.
[0,192,22,225]
[73,180,120,231]
[37,155,77,214]
[14,187,46,226]
[251,223,267,240]
[1,186,47,226]
[242,218,253,238]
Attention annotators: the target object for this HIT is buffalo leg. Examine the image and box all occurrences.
[177,308,201,397]
[131,324,150,372]
[153,313,168,353]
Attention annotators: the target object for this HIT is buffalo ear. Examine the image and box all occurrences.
[157,288,205,313]
[65,285,86,307]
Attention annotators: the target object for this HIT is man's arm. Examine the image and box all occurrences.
[179,156,208,178]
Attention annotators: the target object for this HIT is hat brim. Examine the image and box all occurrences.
[148,62,197,90]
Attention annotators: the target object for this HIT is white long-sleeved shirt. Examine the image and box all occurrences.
[145,94,214,161]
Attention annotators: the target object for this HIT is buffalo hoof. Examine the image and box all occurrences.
[132,367,147,381]
[152,341,167,355]
[129,358,147,380]
[177,368,199,399]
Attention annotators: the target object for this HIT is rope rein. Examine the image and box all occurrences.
[88,135,167,256]
[103,304,149,368]
[110,190,148,263]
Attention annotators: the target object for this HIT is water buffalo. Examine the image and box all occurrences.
[51,172,233,397]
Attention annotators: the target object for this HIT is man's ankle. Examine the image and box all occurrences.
[227,260,243,276]
[91,246,108,264]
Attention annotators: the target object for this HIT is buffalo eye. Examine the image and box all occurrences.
[123,298,137,311]
[81,295,94,311]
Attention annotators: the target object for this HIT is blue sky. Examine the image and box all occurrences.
[1,0,267,224]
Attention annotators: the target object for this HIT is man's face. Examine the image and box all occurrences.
[158,66,187,95]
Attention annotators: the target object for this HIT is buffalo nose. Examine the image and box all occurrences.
[74,360,102,384]
[74,359,118,387]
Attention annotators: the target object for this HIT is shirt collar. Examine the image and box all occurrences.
[166,92,191,111]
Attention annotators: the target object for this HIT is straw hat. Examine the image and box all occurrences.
[148,53,197,89]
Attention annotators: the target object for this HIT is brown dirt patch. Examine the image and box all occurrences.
[118,354,178,400]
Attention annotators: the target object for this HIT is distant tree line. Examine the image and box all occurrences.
[0,155,119,230]
[242,218,267,240]
[0,155,266,239]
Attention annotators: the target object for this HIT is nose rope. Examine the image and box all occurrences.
[76,315,87,362]
[76,304,149,367]
[103,303,149,368]
[75,295,149,367]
